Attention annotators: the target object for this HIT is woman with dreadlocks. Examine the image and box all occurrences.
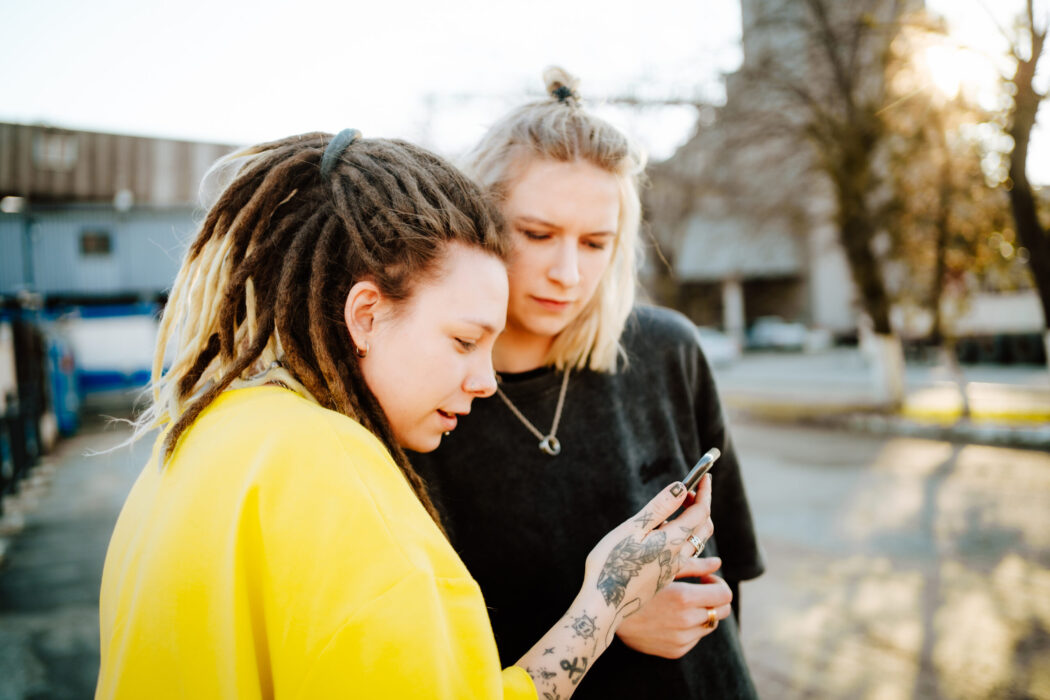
[96,130,714,699]
[410,69,764,698]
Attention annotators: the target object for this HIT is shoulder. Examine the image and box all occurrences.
[621,304,702,354]
[180,386,397,501]
[196,386,388,462]
[187,387,461,573]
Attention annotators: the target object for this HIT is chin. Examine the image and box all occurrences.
[520,317,573,340]
[403,432,442,454]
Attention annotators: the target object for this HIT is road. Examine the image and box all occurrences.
[733,420,1050,699]
[0,419,1048,698]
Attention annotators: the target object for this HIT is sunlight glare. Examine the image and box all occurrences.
[923,45,999,102]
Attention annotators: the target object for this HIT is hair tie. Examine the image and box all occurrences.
[552,85,575,103]
[320,128,361,178]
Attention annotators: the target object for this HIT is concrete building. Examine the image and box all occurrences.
[645,0,1043,363]
[645,0,911,345]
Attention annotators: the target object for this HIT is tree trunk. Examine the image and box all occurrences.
[863,330,905,407]
[839,204,893,334]
[1006,17,1050,371]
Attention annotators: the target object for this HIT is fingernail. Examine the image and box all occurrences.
[670,482,685,496]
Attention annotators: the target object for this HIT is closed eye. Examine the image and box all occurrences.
[455,338,478,352]
[520,229,551,241]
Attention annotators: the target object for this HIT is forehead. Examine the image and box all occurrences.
[405,244,508,329]
[504,158,621,230]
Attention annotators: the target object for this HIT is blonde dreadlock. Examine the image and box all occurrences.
[134,131,506,529]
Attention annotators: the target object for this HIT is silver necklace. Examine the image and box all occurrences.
[495,368,571,456]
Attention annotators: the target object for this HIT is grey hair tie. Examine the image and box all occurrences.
[320,128,361,178]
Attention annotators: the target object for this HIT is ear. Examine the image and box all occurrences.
[344,280,383,351]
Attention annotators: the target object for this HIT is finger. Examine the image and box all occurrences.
[674,516,714,560]
[660,499,709,539]
[694,474,712,513]
[636,481,690,533]
[694,604,733,633]
[675,556,722,579]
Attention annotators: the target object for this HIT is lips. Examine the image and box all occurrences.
[531,296,574,311]
[437,409,460,432]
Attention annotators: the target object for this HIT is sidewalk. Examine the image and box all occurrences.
[0,424,147,698]
[713,350,1050,450]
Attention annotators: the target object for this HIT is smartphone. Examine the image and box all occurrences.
[682,447,720,504]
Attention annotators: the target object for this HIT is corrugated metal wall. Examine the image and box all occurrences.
[0,122,237,206]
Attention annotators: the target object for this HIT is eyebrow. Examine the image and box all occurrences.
[461,319,500,335]
[514,216,616,237]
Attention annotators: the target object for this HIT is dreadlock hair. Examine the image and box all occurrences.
[465,66,647,373]
[133,131,507,529]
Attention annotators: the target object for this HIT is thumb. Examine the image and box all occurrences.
[634,481,689,533]
[676,556,722,579]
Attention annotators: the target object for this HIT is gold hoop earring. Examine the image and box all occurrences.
[354,341,369,359]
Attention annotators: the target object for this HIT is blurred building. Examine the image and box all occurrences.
[646,0,1044,362]
[0,123,238,401]
[645,0,901,347]
[0,122,237,302]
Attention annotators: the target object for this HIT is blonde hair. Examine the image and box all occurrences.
[466,66,646,372]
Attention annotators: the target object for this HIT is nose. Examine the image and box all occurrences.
[465,356,498,398]
[547,239,580,287]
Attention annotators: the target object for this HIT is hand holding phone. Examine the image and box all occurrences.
[682,448,720,505]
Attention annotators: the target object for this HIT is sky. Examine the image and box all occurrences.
[1,0,1047,179]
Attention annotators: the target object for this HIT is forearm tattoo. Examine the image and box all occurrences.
[522,528,678,695]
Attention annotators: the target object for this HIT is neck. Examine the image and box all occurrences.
[493,327,554,373]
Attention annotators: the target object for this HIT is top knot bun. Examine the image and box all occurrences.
[543,66,581,104]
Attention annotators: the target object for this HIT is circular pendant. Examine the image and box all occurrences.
[539,435,561,456]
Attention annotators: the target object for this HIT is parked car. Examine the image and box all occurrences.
[696,326,741,365]
[748,316,808,351]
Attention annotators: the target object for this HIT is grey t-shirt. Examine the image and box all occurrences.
[412,305,763,699]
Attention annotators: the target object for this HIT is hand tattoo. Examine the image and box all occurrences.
[656,549,675,590]
[632,510,655,528]
[670,524,694,546]
[596,532,667,607]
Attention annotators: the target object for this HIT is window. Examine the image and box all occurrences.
[80,230,113,257]
[33,133,79,172]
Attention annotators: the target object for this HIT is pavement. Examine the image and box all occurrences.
[731,421,1050,699]
[0,423,148,700]
[712,349,1050,450]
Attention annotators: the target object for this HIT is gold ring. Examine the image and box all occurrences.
[703,608,718,629]
[687,534,706,558]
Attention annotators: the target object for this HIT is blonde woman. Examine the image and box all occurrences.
[412,70,763,699]
[96,131,714,699]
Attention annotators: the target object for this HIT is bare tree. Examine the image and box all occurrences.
[1001,0,1050,366]
[731,0,912,333]
[684,0,917,404]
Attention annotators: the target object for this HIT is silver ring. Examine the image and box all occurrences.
[687,534,706,558]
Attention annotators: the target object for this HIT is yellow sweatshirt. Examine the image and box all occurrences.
[97,386,535,699]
